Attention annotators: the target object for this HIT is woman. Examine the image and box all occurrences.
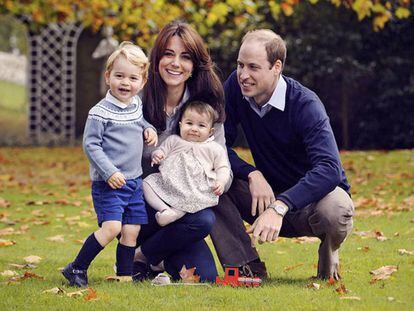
[132,20,229,283]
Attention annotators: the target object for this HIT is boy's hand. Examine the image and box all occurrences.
[151,150,165,167]
[212,181,225,196]
[107,172,126,189]
[144,128,158,146]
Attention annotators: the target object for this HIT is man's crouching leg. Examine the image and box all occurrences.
[309,187,354,280]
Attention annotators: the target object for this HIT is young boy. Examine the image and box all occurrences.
[62,42,157,287]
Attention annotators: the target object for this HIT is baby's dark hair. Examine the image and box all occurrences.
[181,100,218,124]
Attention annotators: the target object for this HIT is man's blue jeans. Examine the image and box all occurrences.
[137,204,218,282]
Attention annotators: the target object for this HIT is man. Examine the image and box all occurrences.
[211,29,354,280]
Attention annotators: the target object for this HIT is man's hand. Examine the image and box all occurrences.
[246,208,283,247]
[144,128,158,146]
[248,170,275,216]
[151,150,165,166]
[212,181,225,196]
[107,172,126,189]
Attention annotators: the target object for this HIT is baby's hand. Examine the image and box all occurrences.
[151,150,165,167]
[144,128,158,146]
[107,172,126,189]
[212,181,225,196]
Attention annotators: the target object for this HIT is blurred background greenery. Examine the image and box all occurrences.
[0,0,413,149]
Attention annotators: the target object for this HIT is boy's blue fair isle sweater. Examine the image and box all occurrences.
[83,94,154,181]
[224,71,350,211]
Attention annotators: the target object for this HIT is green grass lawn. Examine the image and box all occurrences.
[0,148,413,310]
[0,81,28,145]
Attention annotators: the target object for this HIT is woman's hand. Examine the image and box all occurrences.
[107,172,126,189]
[151,150,165,166]
[144,128,158,146]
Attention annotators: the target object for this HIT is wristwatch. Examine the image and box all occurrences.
[268,202,289,217]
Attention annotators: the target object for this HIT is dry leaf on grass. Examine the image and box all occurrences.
[66,289,88,298]
[293,237,319,244]
[77,222,91,228]
[328,277,337,285]
[353,230,388,241]
[284,263,304,272]
[0,227,29,236]
[33,220,50,226]
[357,246,370,252]
[370,265,398,283]
[307,282,320,290]
[46,235,65,242]
[27,201,50,207]
[42,287,66,294]
[9,263,37,269]
[335,283,349,294]
[105,275,132,282]
[0,197,11,208]
[84,288,98,301]
[403,195,414,206]
[1,270,18,277]
[0,239,16,247]
[340,296,361,301]
[179,266,200,283]
[398,249,414,255]
[8,271,44,283]
[24,255,42,264]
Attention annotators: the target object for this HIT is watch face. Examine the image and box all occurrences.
[272,204,287,216]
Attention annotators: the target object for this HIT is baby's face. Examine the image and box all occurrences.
[179,109,213,142]
[105,56,146,104]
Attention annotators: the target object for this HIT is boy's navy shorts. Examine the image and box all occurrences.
[91,177,148,226]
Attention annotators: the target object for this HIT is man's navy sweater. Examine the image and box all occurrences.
[224,71,350,210]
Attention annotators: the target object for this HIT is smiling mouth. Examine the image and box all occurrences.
[118,88,130,93]
[241,81,254,88]
[166,69,182,76]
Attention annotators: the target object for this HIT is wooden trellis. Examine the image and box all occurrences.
[27,23,83,144]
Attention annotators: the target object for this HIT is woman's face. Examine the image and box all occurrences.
[158,36,194,90]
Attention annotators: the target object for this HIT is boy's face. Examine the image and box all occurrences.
[105,56,146,104]
[179,108,214,143]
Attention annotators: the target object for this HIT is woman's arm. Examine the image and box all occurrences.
[213,123,233,192]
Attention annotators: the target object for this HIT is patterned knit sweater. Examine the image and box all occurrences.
[83,94,154,181]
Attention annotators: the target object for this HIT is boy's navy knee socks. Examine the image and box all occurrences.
[116,243,136,276]
[73,233,104,270]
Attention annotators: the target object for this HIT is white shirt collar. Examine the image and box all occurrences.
[105,90,138,109]
[244,75,287,117]
[267,75,286,112]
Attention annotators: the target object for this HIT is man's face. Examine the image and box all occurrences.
[237,39,281,106]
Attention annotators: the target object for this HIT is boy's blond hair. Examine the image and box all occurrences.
[105,41,149,80]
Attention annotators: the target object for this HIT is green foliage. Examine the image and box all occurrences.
[0,1,412,148]
[0,81,27,145]
[280,1,414,149]
[0,15,27,54]
[0,0,412,50]
[0,148,413,309]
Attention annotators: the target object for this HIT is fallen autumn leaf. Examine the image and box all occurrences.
[42,287,66,294]
[23,255,42,264]
[370,265,398,283]
[0,239,16,247]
